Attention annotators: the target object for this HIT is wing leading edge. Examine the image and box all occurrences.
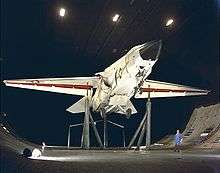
[135,79,209,98]
[4,76,100,96]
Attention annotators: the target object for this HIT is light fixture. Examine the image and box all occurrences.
[200,133,209,137]
[59,8,66,17]
[166,19,174,26]
[112,14,120,22]
[31,148,42,158]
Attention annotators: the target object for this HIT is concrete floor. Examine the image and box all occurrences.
[1,146,220,173]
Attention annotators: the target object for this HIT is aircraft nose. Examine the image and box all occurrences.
[139,40,162,61]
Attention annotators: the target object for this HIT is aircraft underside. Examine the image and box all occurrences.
[3,40,209,117]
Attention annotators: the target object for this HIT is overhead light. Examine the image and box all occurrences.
[59,8,66,17]
[112,14,120,22]
[200,133,209,137]
[166,19,174,26]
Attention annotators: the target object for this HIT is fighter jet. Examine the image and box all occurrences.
[4,40,209,118]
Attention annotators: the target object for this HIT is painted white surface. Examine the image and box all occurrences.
[4,41,209,116]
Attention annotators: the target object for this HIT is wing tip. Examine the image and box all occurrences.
[190,89,210,96]
[3,80,17,85]
[3,80,8,85]
[205,90,211,95]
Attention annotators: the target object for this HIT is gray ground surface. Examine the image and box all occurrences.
[1,146,220,173]
[1,103,219,172]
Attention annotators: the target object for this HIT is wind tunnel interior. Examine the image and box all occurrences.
[139,40,162,61]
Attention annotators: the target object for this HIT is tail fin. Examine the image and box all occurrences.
[66,97,87,114]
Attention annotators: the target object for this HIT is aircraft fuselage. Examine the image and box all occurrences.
[92,41,161,114]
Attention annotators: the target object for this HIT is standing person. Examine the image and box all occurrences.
[174,129,183,152]
[42,142,46,153]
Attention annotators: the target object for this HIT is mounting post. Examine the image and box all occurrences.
[128,111,148,149]
[81,86,90,149]
[67,125,71,148]
[128,85,152,150]
[146,86,151,149]
[122,128,126,148]
[103,110,108,148]
[89,112,103,147]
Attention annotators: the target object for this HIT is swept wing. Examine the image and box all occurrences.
[4,77,99,96]
[135,79,209,98]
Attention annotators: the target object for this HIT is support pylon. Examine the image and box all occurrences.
[128,86,152,150]
[81,96,90,149]
[89,112,103,147]
[146,93,151,149]
[103,110,108,148]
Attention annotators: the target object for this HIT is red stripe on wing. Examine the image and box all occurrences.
[141,88,207,93]
[6,82,93,90]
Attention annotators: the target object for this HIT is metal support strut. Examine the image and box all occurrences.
[81,96,90,149]
[67,126,71,148]
[128,109,148,148]
[103,110,108,148]
[89,112,103,147]
[128,86,151,150]
[67,118,125,148]
[67,85,103,149]
[146,94,151,149]
[67,120,103,148]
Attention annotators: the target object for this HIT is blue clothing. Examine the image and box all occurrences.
[175,133,182,145]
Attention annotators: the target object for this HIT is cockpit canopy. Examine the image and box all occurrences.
[139,40,162,61]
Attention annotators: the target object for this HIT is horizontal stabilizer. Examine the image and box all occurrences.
[66,97,87,114]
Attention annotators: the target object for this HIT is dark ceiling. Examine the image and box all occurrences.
[1,0,219,146]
